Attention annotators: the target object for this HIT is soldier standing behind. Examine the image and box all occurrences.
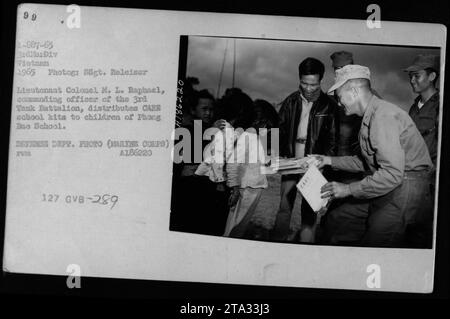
[404,54,440,167]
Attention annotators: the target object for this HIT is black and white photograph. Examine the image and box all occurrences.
[170,35,441,249]
[1,0,449,305]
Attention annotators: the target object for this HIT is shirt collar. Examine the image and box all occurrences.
[299,91,321,104]
[427,91,440,103]
[415,90,440,105]
[362,94,378,126]
[299,92,309,104]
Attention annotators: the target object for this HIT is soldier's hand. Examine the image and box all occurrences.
[307,155,332,169]
[321,182,351,199]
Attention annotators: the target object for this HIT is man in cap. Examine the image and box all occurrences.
[319,51,368,245]
[405,54,440,167]
[328,51,381,156]
[271,57,339,242]
[313,64,434,248]
[329,51,363,157]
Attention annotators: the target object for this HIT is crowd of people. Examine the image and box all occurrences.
[170,51,440,249]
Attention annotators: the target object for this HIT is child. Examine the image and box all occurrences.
[223,99,279,238]
[194,90,255,235]
[170,89,219,234]
[195,89,255,184]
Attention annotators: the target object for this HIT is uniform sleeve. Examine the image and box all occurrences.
[331,155,366,172]
[348,111,405,199]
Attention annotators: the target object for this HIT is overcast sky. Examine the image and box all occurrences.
[186,36,440,111]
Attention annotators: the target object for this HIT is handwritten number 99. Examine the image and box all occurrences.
[23,11,37,21]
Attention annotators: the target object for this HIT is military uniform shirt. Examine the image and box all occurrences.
[331,95,433,199]
[409,92,439,165]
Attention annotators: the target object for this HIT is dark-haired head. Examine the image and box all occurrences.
[190,89,215,125]
[220,89,255,129]
[298,58,324,102]
[253,99,279,130]
[298,57,325,81]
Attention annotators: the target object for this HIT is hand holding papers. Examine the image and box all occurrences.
[306,154,331,169]
[261,157,310,175]
[296,163,330,212]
